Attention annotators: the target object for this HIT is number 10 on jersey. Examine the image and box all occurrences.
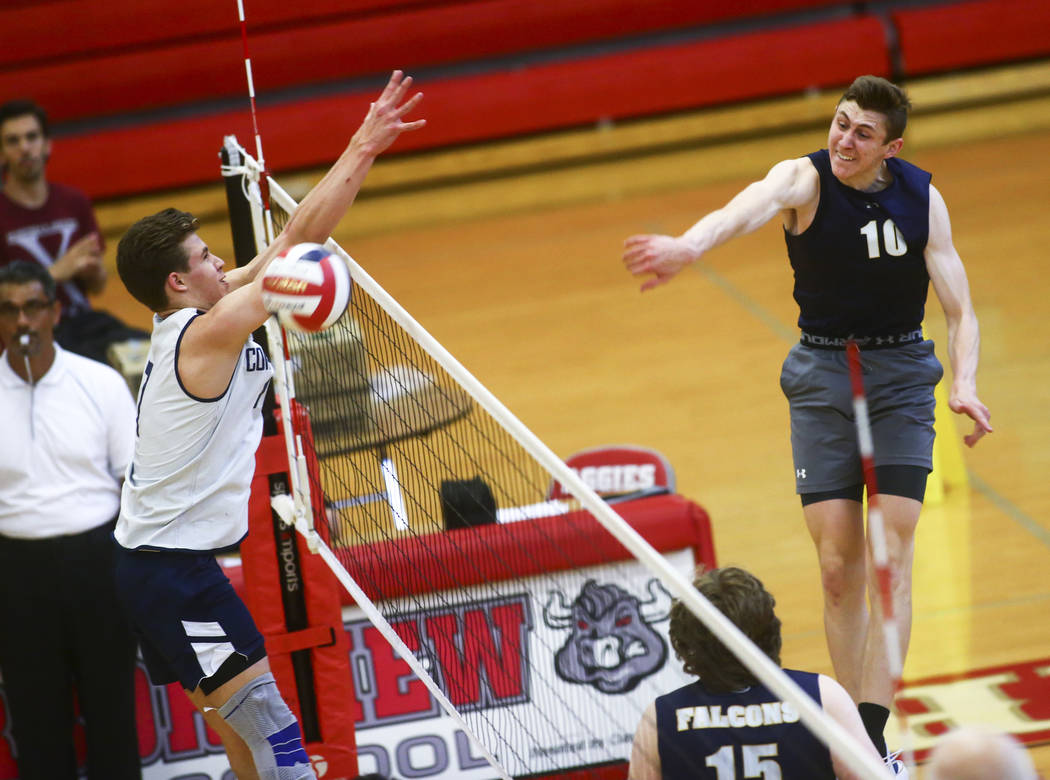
[860,218,908,259]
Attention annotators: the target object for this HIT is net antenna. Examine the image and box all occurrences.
[846,341,916,773]
[230,0,316,549]
[223,131,892,778]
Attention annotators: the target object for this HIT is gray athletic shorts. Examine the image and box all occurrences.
[779,340,943,494]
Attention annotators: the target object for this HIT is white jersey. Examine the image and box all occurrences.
[116,308,273,551]
[0,345,134,539]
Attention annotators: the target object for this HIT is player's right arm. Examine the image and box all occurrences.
[817,674,890,779]
[623,157,818,291]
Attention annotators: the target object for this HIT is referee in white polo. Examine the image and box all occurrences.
[0,260,141,779]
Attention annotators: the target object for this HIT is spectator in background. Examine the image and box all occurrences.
[0,260,141,779]
[926,726,1037,780]
[0,98,147,385]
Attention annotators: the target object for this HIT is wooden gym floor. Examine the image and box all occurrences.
[93,63,1050,774]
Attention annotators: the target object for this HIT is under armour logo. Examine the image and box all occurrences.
[796,468,807,479]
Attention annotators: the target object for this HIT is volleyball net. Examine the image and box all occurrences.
[220,135,890,780]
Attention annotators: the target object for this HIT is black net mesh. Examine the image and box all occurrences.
[262,190,692,779]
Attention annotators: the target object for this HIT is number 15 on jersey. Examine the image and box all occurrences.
[706,743,782,779]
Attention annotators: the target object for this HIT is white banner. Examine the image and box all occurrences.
[348,549,696,779]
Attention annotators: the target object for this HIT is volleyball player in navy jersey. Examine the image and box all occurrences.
[112,72,424,779]
[628,567,886,780]
[623,75,991,771]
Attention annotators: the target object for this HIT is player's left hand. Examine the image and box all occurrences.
[949,387,992,447]
[353,70,425,156]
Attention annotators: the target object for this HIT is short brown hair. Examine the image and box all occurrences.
[839,75,911,142]
[117,208,200,312]
[669,567,782,693]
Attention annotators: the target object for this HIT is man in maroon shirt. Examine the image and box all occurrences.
[0,99,146,379]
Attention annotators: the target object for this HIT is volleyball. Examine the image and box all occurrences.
[261,243,351,332]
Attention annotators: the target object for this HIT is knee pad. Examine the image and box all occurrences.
[217,673,315,779]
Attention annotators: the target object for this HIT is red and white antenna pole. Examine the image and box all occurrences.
[846,340,914,771]
[236,0,274,244]
[235,0,313,546]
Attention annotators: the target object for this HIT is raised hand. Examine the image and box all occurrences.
[353,70,426,157]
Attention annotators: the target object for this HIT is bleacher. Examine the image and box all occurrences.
[2,0,1048,201]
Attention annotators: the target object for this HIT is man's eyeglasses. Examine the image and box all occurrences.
[0,299,53,321]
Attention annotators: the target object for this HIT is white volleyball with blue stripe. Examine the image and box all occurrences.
[261,243,351,332]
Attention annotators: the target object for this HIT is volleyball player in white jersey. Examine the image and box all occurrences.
[112,71,424,779]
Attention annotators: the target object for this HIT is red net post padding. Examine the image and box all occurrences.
[243,399,357,778]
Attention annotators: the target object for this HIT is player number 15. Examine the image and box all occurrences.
[705,743,782,779]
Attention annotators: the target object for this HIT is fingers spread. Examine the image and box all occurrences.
[382,70,404,97]
[395,91,424,118]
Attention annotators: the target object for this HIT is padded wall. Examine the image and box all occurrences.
[4,0,1044,198]
[46,15,887,199]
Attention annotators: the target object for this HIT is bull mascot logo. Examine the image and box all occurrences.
[543,578,672,693]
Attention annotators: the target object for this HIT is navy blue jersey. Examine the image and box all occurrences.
[784,149,931,339]
[655,670,835,779]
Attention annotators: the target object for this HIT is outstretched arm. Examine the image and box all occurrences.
[179,71,424,398]
[622,157,818,291]
[925,184,991,447]
[225,70,425,294]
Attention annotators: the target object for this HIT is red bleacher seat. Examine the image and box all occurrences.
[10,0,1044,200]
[48,15,887,199]
[893,0,1050,75]
[2,0,846,124]
[0,0,418,68]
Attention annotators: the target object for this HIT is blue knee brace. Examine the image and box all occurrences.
[217,673,315,779]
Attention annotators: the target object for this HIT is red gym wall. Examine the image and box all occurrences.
[2,0,1047,200]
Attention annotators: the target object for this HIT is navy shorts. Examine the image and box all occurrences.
[779,340,943,494]
[114,545,265,693]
